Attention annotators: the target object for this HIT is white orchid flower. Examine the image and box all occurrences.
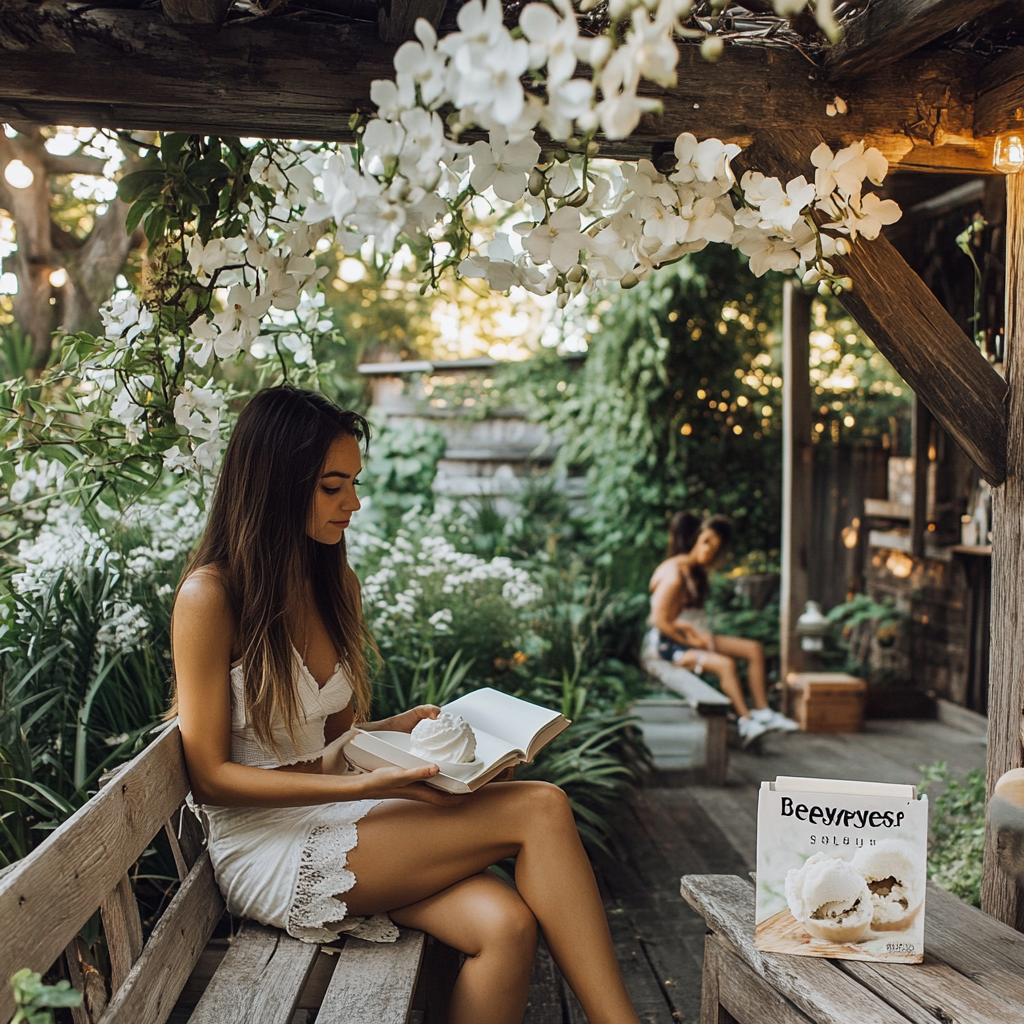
[519,2,580,84]
[187,237,232,285]
[393,20,449,107]
[173,380,223,443]
[469,132,541,202]
[840,192,902,241]
[732,228,800,277]
[370,74,417,122]
[212,285,272,350]
[524,206,589,271]
[265,266,301,311]
[189,318,218,368]
[755,175,816,233]
[362,118,406,177]
[99,294,154,346]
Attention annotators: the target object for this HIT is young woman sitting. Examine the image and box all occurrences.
[648,512,797,744]
[171,385,644,1024]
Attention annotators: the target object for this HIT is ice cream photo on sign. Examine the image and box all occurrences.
[755,777,928,963]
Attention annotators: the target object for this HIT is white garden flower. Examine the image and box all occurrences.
[187,237,231,285]
[393,20,449,107]
[362,118,406,178]
[265,264,301,311]
[732,228,800,277]
[840,192,902,241]
[99,293,154,346]
[398,107,448,190]
[212,285,272,356]
[519,0,580,84]
[188,318,218,368]
[671,133,741,194]
[469,132,541,203]
[173,380,223,443]
[522,206,589,271]
[110,375,154,444]
[753,175,816,233]
[370,74,417,122]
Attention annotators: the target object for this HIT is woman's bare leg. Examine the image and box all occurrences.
[387,873,536,1024]
[713,635,768,709]
[679,648,749,716]
[342,781,641,1024]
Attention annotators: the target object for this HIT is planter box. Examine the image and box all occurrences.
[786,672,867,733]
[865,685,937,720]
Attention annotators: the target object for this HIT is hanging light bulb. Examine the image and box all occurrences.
[48,268,68,288]
[993,131,1024,174]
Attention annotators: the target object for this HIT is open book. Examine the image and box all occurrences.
[755,776,928,963]
[344,688,572,793]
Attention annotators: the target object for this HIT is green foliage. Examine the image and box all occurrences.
[519,248,785,562]
[0,324,36,381]
[8,970,82,1024]
[361,420,447,534]
[920,762,986,907]
[827,594,909,682]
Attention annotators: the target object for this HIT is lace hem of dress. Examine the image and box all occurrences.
[285,802,399,945]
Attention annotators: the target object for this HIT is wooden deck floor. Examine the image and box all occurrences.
[523,717,989,1024]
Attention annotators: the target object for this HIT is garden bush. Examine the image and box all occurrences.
[920,761,987,907]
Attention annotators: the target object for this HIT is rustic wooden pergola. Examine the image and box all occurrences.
[2,0,1023,927]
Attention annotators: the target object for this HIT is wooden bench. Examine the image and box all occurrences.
[0,724,450,1024]
[641,631,732,785]
[680,873,1024,1024]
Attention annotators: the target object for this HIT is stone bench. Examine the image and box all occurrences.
[680,873,1024,1023]
[640,631,732,785]
[0,724,446,1024]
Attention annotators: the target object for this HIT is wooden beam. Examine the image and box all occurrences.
[780,282,812,687]
[975,47,1024,138]
[377,0,447,43]
[824,0,1007,80]
[983,171,1024,932]
[160,0,232,25]
[739,130,1008,487]
[0,2,991,171]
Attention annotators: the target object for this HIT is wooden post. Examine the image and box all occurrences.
[983,172,1024,930]
[780,283,813,688]
[910,396,931,559]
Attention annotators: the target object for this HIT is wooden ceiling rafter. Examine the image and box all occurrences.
[0,1,1008,173]
[740,129,1009,487]
[823,0,1010,79]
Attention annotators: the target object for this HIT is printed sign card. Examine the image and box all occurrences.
[755,776,928,963]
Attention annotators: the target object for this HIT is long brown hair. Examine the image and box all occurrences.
[170,386,373,747]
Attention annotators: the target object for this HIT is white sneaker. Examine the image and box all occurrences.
[750,707,800,732]
[738,715,769,746]
[769,710,800,732]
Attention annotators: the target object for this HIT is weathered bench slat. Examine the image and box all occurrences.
[839,954,1024,1024]
[316,928,426,1024]
[98,851,225,1024]
[0,726,189,1023]
[680,874,911,1024]
[187,920,321,1024]
[641,645,732,711]
[100,874,145,993]
[923,881,1024,1010]
[705,934,814,1024]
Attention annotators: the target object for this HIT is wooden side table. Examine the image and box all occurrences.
[786,672,867,733]
[680,874,1024,1024]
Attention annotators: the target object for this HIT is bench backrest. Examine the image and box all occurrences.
[0,725,220,1024]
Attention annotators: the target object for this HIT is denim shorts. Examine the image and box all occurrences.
[657,633,690,664]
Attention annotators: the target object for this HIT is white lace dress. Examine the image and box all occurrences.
[202,652,399,944]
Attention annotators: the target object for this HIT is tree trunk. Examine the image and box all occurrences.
[0,128,143,368]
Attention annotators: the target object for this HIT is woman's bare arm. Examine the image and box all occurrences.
[172,573,458,807]
[649,572,707,648]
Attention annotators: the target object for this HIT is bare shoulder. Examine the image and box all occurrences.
[173,566,234,634]
[650,555,686,591]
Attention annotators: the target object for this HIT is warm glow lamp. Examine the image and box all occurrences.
[994,130,1024,174]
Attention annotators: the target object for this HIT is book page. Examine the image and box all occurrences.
[443,687,565,755]
[774,776,916,799]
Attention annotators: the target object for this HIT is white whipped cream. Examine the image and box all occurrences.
[785,852,873,943]
[409,712,477,764]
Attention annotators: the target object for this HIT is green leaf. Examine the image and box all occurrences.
[124,197,151,237]
[116,170,166,204]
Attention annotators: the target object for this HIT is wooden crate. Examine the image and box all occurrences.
[786,672,867,733]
